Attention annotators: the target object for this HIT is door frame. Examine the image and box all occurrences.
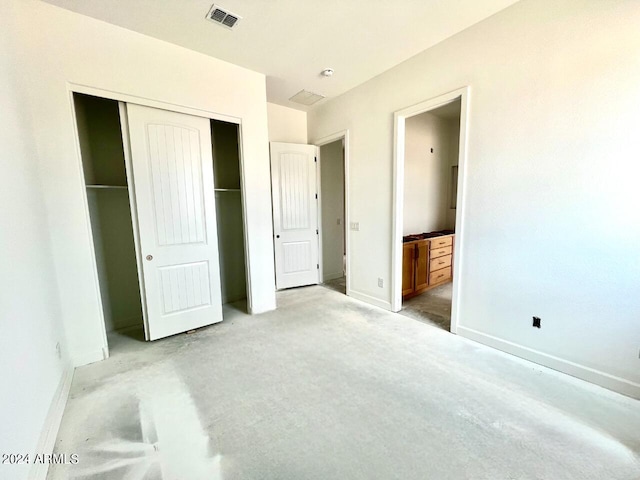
[312,130,351,296]
[391,87,470,334]
[68,83,253,357]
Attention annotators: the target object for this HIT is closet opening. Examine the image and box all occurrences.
[210,119,249,315]
[74,92,250,357]
[74,93,145,353]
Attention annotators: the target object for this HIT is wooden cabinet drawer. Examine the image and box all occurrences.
[430,245,452,259]
[430,236,453,248]
[430,254,451,272]
[429,266,451,285]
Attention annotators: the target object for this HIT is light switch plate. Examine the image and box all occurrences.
[350,222,359,231]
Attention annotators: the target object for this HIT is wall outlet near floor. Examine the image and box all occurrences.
[532,316,541,328]
[55,342,61,359]
[350,222,360,231]
[378,278,384,288]
[337,218,341,225]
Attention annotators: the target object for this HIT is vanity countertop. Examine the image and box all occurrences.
[402,230,454,243]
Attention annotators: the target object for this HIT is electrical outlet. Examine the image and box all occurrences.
[378,278,383,288]
[350,222,360,231]
[55,342,61,359]
[532,316,541,329]
[337,218,341,225]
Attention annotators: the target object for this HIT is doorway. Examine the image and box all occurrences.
[319,139,346,294]
[269,132,350,295]
[316,131,350,296]
[391,88,469,334]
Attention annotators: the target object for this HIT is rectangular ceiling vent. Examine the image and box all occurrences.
[206,4,241,30]
[289,90,326,106]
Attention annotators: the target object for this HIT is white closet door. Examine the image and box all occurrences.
[126,104,223,340]
[270,142,319,289]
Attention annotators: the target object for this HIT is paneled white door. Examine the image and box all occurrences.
[270,142,319,289]
[127,104,223,340]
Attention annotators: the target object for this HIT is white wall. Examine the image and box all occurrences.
[10,0,276,366]
[445,119,460,230]
[267,102,308,143]
[320,140,345,281]
[0,4,70,479]
[309,0,640,397]
[403,112,455,235]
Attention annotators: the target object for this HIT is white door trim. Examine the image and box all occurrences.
[312,130,351,296]
[234,125,254,313]
[67,89,110,360]
[68,82,241,124]
[391,87,470,334]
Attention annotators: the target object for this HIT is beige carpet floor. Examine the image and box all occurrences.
[48,286,640,480]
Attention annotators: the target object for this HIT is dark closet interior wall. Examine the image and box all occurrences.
[211,120,247,305]
[74,94,143,333]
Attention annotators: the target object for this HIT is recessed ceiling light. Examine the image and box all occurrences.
[321,68,334,77]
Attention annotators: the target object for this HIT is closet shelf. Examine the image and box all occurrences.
[86,185,128,189]
[214,188,241,192]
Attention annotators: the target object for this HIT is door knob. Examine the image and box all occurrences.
[146,255,153,261]
[276,235,280,238]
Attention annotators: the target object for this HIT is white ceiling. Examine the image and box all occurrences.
[41,0,519,111]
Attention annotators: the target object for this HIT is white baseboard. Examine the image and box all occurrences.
[457,326,640,400]
[72,348,105,367]
[347,289,393,311]
[28,365,74,480]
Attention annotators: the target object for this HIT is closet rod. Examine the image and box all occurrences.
[86,185,128,189]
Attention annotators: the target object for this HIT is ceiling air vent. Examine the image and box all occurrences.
[206,4,241,30]
[289,90,326,106]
